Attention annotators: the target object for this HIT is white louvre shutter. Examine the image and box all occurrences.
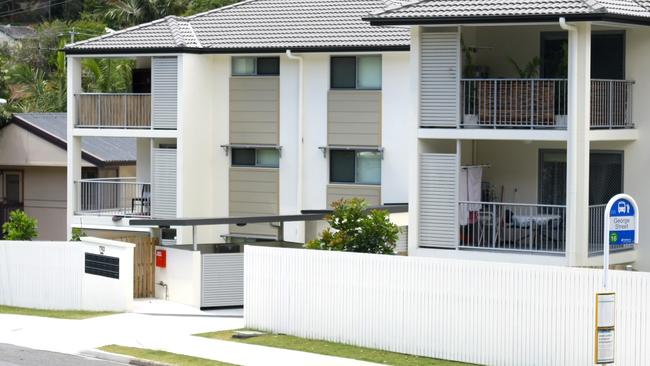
[151,148,177,219]
[201,253,244,307]
[152,57,178,129]
[420,32,459,127]
[419,153,458,248]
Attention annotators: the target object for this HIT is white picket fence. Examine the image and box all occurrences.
[244,246,650,366]
[0,238,135,311]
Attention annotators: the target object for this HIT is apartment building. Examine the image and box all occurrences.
[63,0,411,245]
[366,0,650,270]
[65,0,650,271]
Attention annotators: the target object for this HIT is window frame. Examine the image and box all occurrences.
[537,149,624,205]
[329,149,381,185]
[231,147,280,168]
[330,55,382,90]
[231,56,280,76]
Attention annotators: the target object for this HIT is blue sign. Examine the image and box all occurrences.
[607,197,637,246]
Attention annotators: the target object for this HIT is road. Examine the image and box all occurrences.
[0,344,124,366]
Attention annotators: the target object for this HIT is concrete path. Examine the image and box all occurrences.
[0,300,380,366]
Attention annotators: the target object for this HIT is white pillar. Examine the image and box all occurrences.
[565,22,591,266]
[408,26,421,255]
[66,57,82,240]
[136,138,151,183]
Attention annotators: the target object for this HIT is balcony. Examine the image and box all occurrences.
[459,201,566,254]
[75,178,150,218]
[460,79,634,129]
[75,93,151,129]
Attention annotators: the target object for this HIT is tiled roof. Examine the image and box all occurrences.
[11,113,136,164]
[65,0,410,53]
[367,0,650,22]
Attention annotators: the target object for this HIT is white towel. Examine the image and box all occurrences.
[459,167,483,226]
[467,167,483,211]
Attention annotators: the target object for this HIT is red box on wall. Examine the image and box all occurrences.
[155,249,166,268]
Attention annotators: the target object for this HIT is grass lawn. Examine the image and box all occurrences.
[0,305,115,320]
[196,329,473,366]
[99,345,238,366]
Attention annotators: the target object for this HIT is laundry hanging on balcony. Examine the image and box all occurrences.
[459,166,484,226]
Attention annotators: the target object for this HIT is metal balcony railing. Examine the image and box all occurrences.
[588,204,635,256]
[75,178,151,217]
[75,93,151,128]
[459,79,634,129]
[459,201,566,254]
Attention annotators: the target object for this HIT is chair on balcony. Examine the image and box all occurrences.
[131,185,150,216]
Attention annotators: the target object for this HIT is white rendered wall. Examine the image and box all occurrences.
[154,246,201,307]
[0,237,134,311]
[176,54,225,244]
[624,27,650,271]
[279,54,303,242]
[301,54,329,210]
[382,52,411,204]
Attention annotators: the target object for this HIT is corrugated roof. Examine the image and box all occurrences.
[12,113,136,164]
[367,0,650,23]
[65,0,410,53]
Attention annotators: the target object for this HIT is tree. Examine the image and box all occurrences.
[102,0,188,28]
[306,198,400,255]
[184,0,238,15]
[2,210,38,240]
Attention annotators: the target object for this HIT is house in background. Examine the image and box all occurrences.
[63,0,411,245]
[366,0,650,269]
[0,113,135,240]
[0,24,35,46]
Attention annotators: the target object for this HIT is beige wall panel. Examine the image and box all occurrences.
[20,167,67,240]
[328,90,381,146]
[326,184,381,207]
[229,167,279,237]
[229,77,279,145]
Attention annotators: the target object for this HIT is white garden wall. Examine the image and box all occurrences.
[154,246,201,307]
[245,246,650,366]
[0,237,134,311]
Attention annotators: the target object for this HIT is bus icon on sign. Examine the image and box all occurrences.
[618,201,629,214]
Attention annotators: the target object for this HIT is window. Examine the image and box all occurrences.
[330,150,381,185]
[540,31,625,79]
[232,57,280,76]
[231,148,279,168]
[539,150,623,205]
[330,56,381,89]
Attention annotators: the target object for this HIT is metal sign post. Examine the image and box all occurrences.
[595,194,639,365]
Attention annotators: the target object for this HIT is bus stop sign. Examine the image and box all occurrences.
[607,197,638,246]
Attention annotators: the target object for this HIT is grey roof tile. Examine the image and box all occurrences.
[368,0,650,21]
[12,113,136,164]
[66,0,410,53]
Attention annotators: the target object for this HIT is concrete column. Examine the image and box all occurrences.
[136,138,151,183]
[565,22,591,266]
[66,57,82,240]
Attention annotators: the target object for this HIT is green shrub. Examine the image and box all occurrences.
[71,227,86,241]
[306,198,399,255]
[2,210,38,241]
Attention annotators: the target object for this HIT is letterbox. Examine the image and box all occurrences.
[155,249,166,268]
